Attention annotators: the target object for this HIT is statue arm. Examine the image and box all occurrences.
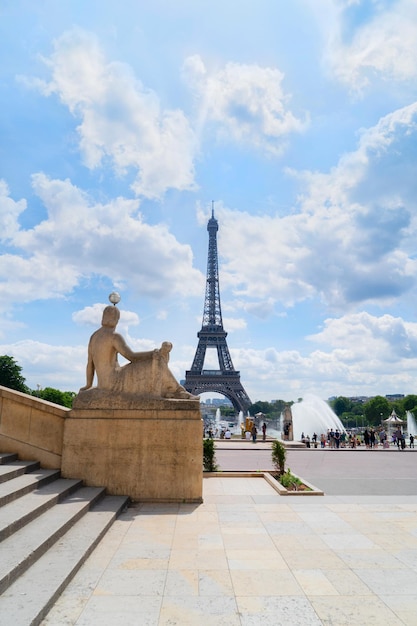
[113,334,157,362]
[79,344,95,391]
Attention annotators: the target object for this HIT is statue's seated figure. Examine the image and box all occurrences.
[75,305,195,407]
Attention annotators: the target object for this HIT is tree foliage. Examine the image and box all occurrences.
[331,396,353,417]
[249,400,272,415]
[36,387,76,408]
[0,355,28,393]
[248,399,290,419]
[363,395,390,426]
[203,438,218,472]
[402,395,417,412]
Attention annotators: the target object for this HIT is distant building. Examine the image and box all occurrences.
[201,397,233,407]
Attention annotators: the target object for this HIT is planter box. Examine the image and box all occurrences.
[203,471,324,496]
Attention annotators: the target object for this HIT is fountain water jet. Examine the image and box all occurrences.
[406,411,417,437]
[214,408,221,435]
[291,394,345,441]
[235,411,244,435]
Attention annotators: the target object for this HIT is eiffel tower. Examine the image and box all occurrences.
[184,206,252,413]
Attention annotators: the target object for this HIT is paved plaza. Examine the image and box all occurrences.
[41,445,417,625]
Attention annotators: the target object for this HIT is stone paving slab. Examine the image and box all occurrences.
[40,474,417,626]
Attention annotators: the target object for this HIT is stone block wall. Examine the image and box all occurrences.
[62,400,203,502]
[0,385,68,468]
[0,387,203,502]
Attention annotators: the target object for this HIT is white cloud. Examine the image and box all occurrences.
[72,303,140,329]
[0,180,27,242]
[324,0,417,91]
[229,310,417,400]
[222,316,246,332]
[0,340,86,391]
[32,29,198,199]
[0,174,203,309]
[183,54,307,154]
[214,101,417,310]
[310,311,417,360]
[240,299,277,320]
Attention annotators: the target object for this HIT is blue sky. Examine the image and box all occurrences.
[1,0,417,403]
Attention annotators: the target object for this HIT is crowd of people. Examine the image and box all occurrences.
[205,422,415,450]
[301,427,415,449]
[205,421,268,442]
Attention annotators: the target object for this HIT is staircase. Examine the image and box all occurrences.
[0,452,129,626]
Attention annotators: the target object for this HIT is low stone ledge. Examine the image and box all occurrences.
[72,389,200,412]
[70,398,200,418]
[204,470,324,496]
[263,471,324,496]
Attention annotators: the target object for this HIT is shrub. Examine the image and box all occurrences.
[271,439,286,476]
[203,438,218,472]
[279,468,303,489]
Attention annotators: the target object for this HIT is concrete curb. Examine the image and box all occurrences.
[203,470,324,496]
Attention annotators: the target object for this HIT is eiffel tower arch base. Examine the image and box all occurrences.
[184,372,252,414]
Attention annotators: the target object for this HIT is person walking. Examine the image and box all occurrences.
[262,422,267,441]
[370,429,376,449]
[251,423,258,443]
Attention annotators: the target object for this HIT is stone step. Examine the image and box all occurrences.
[0,485,106,594]
[0,460,40,484]
[0,453,18,465]
[0,468,61,507]
[0,495,129,626]
[0,477,83,541]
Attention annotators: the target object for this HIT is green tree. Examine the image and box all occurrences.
[340,412,356,429]
[271,440,286,476]
[391,401,405,419]
[0,355,28,393]
[363,396,390,426]
[331,396,353,417]
[37,387,76,408]
[271,399,288,414]
[219,406,235,418]
[249,401,272,415]
[402,395,417,412]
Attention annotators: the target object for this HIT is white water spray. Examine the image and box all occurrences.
[291,394,345,441]
[406,411,417,437]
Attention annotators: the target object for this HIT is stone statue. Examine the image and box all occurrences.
[74,305,196,408]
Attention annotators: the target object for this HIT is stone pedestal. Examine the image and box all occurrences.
[61,399,203,502]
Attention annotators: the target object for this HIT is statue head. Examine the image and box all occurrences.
[101,305,120,328]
